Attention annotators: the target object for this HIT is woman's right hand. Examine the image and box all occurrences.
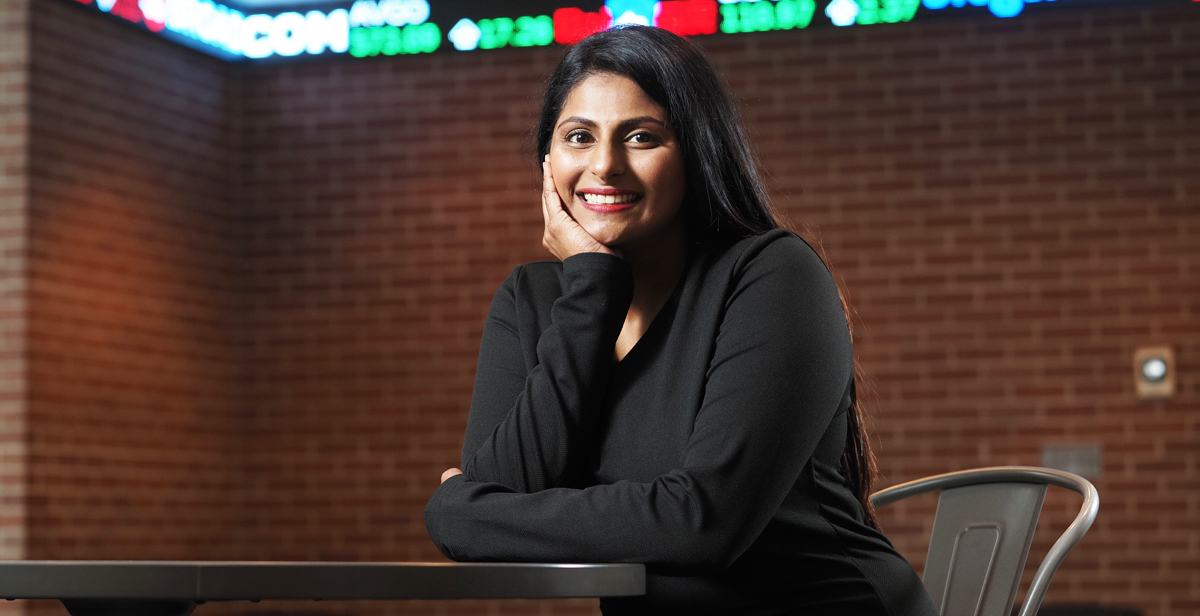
[541,156,621,261]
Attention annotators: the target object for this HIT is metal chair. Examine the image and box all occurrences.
[871,466,1099,616]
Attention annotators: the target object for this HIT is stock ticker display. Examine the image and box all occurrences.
[64,0,1191,61]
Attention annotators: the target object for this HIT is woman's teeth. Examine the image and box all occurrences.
[581,192,638,205]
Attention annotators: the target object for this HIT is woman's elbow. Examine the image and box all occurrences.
[649,477,753,571]
[424,493,472,562]
[652,531,747,572]
[648,496,753,570]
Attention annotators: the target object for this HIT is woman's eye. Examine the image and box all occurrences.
[628,131,660,145]
[565,130,592,144]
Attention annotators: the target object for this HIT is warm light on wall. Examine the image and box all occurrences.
[1133,346,1175,400]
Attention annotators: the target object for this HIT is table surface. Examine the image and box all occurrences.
[0,560,645,602]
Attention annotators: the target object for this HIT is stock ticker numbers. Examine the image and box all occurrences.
[447,15,555,51]
[348,0,439,56]
[857,0,920,24]
[719,0,817,32]
[64,0,1190,61]
[349,22,440,56]
[482,16,556,48]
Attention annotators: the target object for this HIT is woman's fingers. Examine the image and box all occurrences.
[543,156,558,199]
[541,156,619,260]
[542,159,555,218]
[441,468,463,484]
[542,157,570,259]
[541,160,557,254]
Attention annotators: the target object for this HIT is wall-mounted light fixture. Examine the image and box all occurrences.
[1133,346,1174,401]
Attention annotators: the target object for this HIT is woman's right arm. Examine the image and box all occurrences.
[458,157,631,493]
[459,252,634,493]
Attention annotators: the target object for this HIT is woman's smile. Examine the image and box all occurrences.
[577,187,643,212]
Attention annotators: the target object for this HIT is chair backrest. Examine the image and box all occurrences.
[871,467,1099,616]
[921,481,1046,616]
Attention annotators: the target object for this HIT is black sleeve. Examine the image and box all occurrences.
[459,252,634,493]
[425,236,855,570]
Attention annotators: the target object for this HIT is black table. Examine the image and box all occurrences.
[0,561,646,616]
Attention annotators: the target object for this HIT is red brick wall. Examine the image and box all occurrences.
[14,1,1200,616]
[235,47,560,560]
[25,0,244,561]
[716,9,1199,614]
[0,0,29,585]
[235,6,1200,614]
[232,48,598,615]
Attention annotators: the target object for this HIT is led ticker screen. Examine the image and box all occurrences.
[66,0,1194,61]
[346,0,436,56]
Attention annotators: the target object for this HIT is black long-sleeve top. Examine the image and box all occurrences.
[425,230,937,616]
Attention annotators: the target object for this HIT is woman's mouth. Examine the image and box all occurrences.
[578,189,642,212]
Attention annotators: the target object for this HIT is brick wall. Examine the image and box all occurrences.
[231,47,597,615]
[0,0,29,588]
[25,0,244,561]
[235,46,561,560]
[714,10,1199,614]
[13,1,1200,616]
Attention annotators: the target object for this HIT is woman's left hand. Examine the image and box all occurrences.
[441,468,463,483]
[541,156,621,261]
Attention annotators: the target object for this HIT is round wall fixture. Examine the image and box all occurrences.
[1140,357,1167,382]
[1133,346,1174,400]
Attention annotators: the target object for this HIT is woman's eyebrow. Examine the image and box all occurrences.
[556,116,668,131]
[618,116,667,131]
[557,116,597,129]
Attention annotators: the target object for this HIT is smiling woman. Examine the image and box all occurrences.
[542,72,688,361]
[548,73,686,251]
[424,26,938,616]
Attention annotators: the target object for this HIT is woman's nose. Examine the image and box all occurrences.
[588,139,626,181]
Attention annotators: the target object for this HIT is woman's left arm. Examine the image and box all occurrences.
[425,236,854,569]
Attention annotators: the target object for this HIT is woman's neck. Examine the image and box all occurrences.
[621,220,688,307]
[612,220,688,362]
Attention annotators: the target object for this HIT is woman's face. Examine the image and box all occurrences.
[548,73,686,251]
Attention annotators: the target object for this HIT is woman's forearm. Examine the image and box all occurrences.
[460,253,634,493]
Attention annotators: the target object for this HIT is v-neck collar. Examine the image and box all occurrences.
[612,243,700,367]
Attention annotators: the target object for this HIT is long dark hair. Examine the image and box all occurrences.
[535,26,879,529]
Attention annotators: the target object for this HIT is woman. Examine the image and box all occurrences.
[424,26,937,616]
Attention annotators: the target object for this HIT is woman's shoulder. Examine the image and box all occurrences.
[710,228,837,286]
